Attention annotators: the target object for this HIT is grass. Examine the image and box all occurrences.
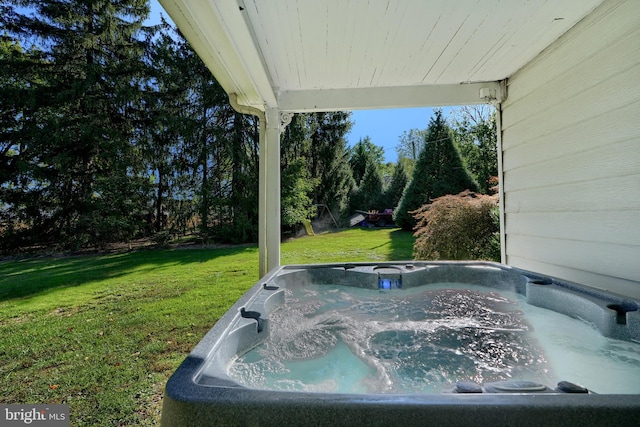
[0,228,414,426]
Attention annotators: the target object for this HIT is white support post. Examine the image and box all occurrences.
[228,94,288,277]
[495,102,507,265]
[258,112,268,277]
[258,109,293,276]
[262,108,282,276]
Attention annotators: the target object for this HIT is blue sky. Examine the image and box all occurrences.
[148,0,166,25]
[148,1,449,164]
[348,108,452,163]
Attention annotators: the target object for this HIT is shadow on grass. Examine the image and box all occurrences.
[0,245,257,302]
[388,228,415,260]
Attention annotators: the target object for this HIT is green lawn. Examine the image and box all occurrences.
[0,228,414,426]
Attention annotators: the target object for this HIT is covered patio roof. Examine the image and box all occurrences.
[159,0,603,112]
[158,0,605,276]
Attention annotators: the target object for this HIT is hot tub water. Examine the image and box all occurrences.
[228,282,640,394]
[521,300,640,394]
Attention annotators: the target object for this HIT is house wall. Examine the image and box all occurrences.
[500,0,640,298]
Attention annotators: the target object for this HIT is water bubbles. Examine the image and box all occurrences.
[229,283,555,394]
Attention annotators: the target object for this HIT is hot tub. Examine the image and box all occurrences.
[161,262,640,426]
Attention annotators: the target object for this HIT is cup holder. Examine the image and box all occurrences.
[607,303,638,325]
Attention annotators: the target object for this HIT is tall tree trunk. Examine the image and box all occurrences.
[156,166,164,232]
[199,129,209,237]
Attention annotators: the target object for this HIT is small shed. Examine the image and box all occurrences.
[159,0,639,298]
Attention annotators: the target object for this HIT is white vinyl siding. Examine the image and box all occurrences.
[501,0,640,298]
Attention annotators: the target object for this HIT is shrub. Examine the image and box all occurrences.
[412,191,499,261]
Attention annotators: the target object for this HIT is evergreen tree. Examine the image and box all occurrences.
[1,3,360,250]
[394,109,479,230]
[348,136,384,186]
[281,112,356,227]
[142,24,190,235]
[1,0,151,249]
[350,155,385,212]
[281,113,311,167]
[280,157,316,228]
[281,114,316,229]
[224,110,260,243]
[0,36,33,187]
[0,35,50,251]
[358,156,385,211]
[307,112,355,215]
[150,27,257,244]
[450,106,498,194]
[381,160,409,209]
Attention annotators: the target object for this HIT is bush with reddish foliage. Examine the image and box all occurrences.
[412,191,500,261]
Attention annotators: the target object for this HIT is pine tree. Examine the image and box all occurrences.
[142,25,190,235]
[307,112,355,214]
[0,35,49,251]
[394,110,479,230]
[450,106,498,194]
[382,160,409,209]
[144,25,257,244]
[225,110,260,243]
[348,136,385,186]
[350,156,385,212]
[281,114,316,229]
[2,0,151,249]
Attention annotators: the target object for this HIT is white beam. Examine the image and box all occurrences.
[277,82,503,112]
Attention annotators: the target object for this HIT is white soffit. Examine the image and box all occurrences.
[159,0,604,112]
